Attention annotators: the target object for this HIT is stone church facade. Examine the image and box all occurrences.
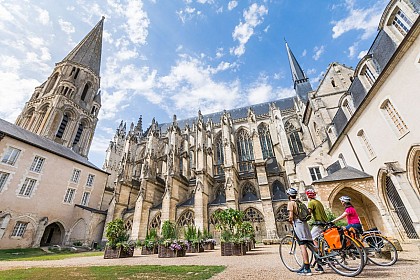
[104,0,420,243]
[0,18,109,249]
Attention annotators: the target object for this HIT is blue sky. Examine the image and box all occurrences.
[0,0,387,167]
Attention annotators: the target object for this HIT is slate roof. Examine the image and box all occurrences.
[348,77,367,109]
[158,97,296,132]
[332,107,348,136]
[0,118,106,173]
[62,17,104,76]
[369,30,397,73]
[313,166,372,184]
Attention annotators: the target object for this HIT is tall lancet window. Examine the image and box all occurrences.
[258,124,274,159]
[285,121,304,155]
[214,134,224,175]
[236,129,254,171]
[73,123,84,146]
[56,113,69,138]
[81,83,90,101]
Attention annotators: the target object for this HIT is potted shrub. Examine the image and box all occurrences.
[239,221,255,251]
[184,225,204,253]
[158,221,187,258]
[213,208,246,256]
[138,228,159,255]
[104,218,134,259]
[202,228,216,250]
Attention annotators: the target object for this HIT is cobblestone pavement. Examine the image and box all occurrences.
[0,243,419,279]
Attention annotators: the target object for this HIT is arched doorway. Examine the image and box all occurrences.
[40,222,64,246]
[330,187,382,232]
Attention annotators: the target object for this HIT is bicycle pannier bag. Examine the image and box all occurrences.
[323,227,342,249]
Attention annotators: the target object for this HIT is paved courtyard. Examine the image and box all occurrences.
[0,243,419,279]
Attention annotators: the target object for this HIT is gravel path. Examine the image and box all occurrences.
[0,243,419,279]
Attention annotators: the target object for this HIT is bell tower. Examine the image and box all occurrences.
[15,17,105,158]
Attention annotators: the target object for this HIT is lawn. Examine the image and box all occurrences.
[0,265,225,280]
[0,248,103,261]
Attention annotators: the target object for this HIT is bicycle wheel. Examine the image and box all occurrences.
[279,235,304,272]
[361,233,398,266]
[326,235,365,277]
[352,236,368,267]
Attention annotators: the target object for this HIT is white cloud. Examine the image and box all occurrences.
[348,43,357,58]
[312,45,325,61]
[306,68,316,75]
[123,0,150,44]
[58,19,75,35]
[0,71,39,122]
[231,4,268,57]
[302,49,307,57]
[358,50,368,59]
[35,7,50,25]
[275,87,295,99]
[157,56,241,117]
[331,0,385,39]
[228,1,238,11]
[247,83,272,104]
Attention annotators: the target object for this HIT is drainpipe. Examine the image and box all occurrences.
[345,134,364,172]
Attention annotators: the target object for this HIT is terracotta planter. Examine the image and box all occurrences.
[220,242,246,256]
[203,242,215,250]
[141,246,158,255]
[104,246,134,259]
[158,244,186,258]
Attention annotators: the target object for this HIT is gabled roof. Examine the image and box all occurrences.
[0,118,107,173]
[313,166,372,184]
[62,17,104,76]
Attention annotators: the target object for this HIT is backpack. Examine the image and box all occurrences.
[295,200,311,222]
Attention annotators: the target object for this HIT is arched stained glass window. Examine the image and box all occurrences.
[275,205,289,222]
[177,210,194,227]
[258,124,274,159]
[272,180,288,200]
[285,121,304,155]
[243,207,264,222]
[242,182,258,202]
[214,134,224,175]
[236,129,254,171]
[149,212,161,230]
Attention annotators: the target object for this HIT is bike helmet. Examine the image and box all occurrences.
[339,195,351,203]
[286,188,298,196]
[305,189,316,199]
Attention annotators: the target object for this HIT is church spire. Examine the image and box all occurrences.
[62,17,104,76]
[285,41,312,102]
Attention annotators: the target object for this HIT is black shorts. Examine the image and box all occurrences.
[297,239,313,246]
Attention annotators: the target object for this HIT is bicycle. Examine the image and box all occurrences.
[279,224,365,277]
[356,228,398,266]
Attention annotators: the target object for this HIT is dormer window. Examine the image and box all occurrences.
[362,65,376,86]
[392,9,413,36]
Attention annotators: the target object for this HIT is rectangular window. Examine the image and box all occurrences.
[393,10,413,36]
[64,188,76,203]
[29,156,45,173]
[1,147,21,166]
[81,192,90,206]
[364,66,376,86]
[11,222,28,237]
[382,100,408,136]
[18,178,37,197]
[0,171,10,192]
[86,174,95,187]
[71,169,81,183]
[309,167,322,181]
